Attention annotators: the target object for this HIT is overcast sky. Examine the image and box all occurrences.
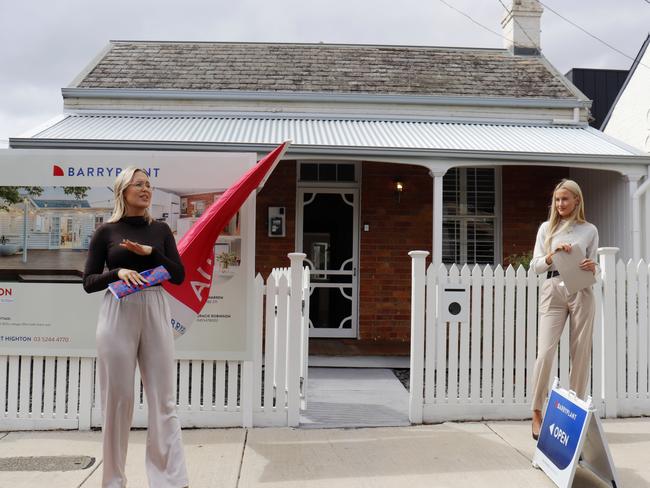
[1,0,648,147]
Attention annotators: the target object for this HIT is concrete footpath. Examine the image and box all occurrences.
[1,418,649,487]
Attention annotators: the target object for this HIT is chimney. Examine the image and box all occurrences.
[501,0,543,55]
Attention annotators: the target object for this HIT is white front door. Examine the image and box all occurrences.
[297,188,359,338]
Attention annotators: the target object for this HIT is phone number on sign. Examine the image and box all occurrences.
[33,336,71,343]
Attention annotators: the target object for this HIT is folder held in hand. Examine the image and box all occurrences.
[551,244,596,294]
[108,265,171,299]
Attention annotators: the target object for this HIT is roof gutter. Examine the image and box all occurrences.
[61,88,591,110]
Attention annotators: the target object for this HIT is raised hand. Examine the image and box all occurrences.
[119,239,152,256]
[554,243,572,253]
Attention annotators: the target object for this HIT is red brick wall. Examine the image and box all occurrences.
[359,162,433,342]
[501,166,570,264]
[255,161,297,277]
[254,162,569,343]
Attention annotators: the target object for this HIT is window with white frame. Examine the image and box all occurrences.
[442,167,498,265]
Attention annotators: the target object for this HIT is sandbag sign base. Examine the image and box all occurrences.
[532,378,619,488]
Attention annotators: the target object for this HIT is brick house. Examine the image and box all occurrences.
[10,1,650,351]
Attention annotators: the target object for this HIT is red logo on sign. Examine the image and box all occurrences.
[53,165,64,176]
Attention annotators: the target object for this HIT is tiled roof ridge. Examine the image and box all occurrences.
[107,39,509,53]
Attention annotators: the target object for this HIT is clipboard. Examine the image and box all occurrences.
[551,244,596,294]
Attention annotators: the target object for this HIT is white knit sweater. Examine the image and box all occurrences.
[530,220,599,275]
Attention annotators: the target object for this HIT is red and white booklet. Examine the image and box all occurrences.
[108,265,171,299]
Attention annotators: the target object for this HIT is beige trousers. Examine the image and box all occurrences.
[96,287,188,488]
[530,276,595,412]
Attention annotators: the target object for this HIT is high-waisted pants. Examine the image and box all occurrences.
[96,287,188,488]
[530,276,595,412]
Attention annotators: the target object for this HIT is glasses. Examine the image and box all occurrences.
[128,182,154,191]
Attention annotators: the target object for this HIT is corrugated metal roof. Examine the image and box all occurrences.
[28,114,637,156]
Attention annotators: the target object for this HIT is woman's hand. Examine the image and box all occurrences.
[118,268,149,287]
[580,258,597,274]
[119,239,152,256]
[545,243,572,265]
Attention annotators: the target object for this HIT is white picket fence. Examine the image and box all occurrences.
[409,247,650,423]
[0,253,310,431]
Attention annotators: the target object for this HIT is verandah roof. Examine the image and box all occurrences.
[11,114,650,175]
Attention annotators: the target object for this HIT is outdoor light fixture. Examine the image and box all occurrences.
[395,180,404,203]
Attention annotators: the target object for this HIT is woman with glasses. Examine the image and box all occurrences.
[529,179,598,441]
[83,167,189,488]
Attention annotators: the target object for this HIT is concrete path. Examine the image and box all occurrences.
[1,419,649,487]
[299,368,410,428]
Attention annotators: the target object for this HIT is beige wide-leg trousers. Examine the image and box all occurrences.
[96,287,188,488]
[530,276,595,412]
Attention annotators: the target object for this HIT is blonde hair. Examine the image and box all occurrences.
[544,179,586,253]
[107,167,153,223]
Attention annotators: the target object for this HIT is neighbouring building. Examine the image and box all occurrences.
[564,68,629,128]
[601,34,650,262]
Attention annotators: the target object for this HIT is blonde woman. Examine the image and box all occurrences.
[529,179,598,440]
[83,167,188,488]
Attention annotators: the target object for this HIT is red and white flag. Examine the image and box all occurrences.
[163,142,289,337]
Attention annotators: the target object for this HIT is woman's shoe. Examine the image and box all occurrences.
[532,409,542,441]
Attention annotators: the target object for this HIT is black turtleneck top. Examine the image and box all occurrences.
[83,216,185,293]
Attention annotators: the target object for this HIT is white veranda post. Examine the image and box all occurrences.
[431,171,445,267]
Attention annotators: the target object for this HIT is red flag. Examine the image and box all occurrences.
[164,141,289,336]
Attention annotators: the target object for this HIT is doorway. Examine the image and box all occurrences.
[296,188,359,338]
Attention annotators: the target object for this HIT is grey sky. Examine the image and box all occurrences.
[1,0,648,146]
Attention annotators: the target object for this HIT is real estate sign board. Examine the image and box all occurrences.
[0,148,257,360]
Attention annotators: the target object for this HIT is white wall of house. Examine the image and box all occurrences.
[603,45,650,154]
[570,167,633,261]
[602,40,650,262]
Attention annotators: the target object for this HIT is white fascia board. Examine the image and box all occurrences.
[61,87,590,109]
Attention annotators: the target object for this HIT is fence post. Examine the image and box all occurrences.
[78,358,94,430]
[599,247,619,418]
[409,250,429,424]
[287,252,306,427]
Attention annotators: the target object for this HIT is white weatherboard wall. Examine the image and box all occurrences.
[602,42,650,262]
[604,45,650,154]
[570,167,633,261]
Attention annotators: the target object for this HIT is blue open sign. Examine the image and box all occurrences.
[537,390,588,470]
